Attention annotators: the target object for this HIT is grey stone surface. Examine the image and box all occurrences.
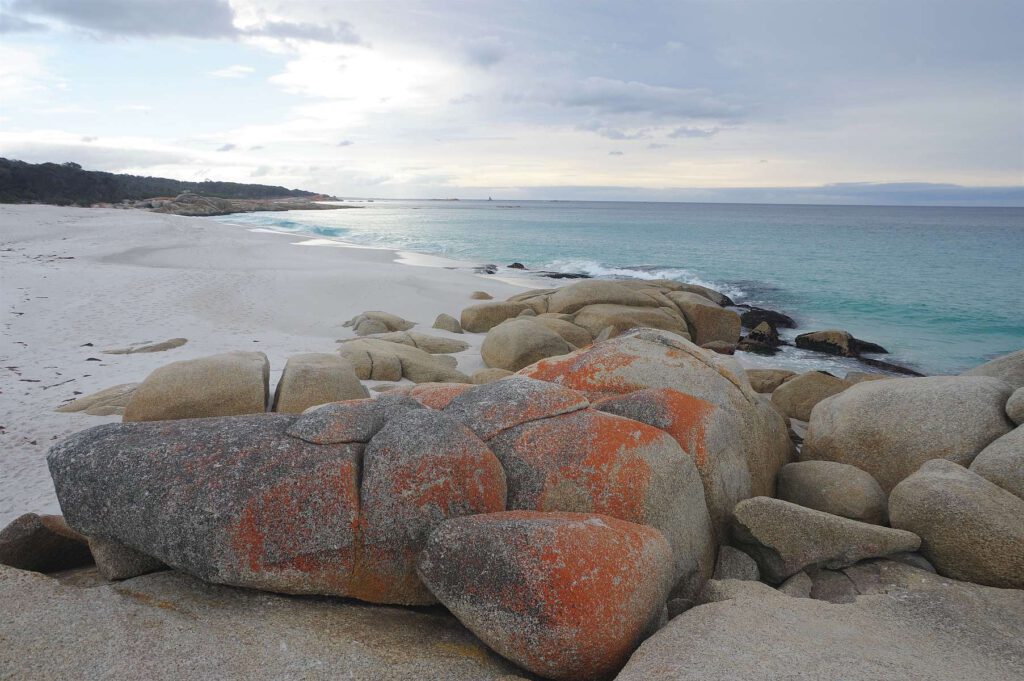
[352,331,470,354]
[338,338,470,383]
[272,353,368,414]
[712,546,759,581]
[731,497,920,583]
[88,537,166,581]
[460,301,532,333]
[776,570,812,597]
[807,567,858,603]
[48,414,365,596]
[571,303,690,339]
[1006,387,1024,424]
[969,426,1024,499]
[102,337,188,354]
[745,369,795,393]
[962,348,1024,389]
[771,371,851,421]
[481,318,573,371]
[889,459,1024,588]
[0,566,531,681]
[432,313,464,334]
[802,375,1014,491]
[530,316,594,348]
[617,567,1024,681]
[286,394,423,444]
[442,376,589,441]
[123,351,269,422]
[776,460,888,524]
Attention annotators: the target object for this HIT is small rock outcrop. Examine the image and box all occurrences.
[122,351,269,422]
[746,369,795,393]
[432,313,464,334]
[770,371,852,421]
[272,353,368,414]
[776,461,888,525]
[802,375,1014,491]
[0,514,91,572]
[730,497,920,583]
[344,311,416,336]
[417,511,673,681]
[889,459,1024,588]
[460,301,532,333]
[481,318,573,371]
[795,329,887,357]
[469,290,493,300]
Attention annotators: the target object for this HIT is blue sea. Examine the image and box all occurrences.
[214,200,1024,376]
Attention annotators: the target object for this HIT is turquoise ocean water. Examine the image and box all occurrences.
[214,200,1024,376]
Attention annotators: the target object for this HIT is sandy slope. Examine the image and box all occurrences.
[0,205,529,524]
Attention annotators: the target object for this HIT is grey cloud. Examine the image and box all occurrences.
[608,150,623,156]
[8,0,360,43]
[336,140,354,147]
[558,77,742,120]
[216,143,236,152]
[0,10,47,32]
[668,126,720,138]
[648,142,669,149]
[462,36,505,68]
[80,136,97,142]
[0,142,198,169]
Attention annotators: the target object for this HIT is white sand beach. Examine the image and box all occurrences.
[0,205,531,525]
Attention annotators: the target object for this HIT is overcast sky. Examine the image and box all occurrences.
[1,0,1022,204]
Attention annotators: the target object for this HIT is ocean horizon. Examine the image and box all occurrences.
[215,199,1024,377]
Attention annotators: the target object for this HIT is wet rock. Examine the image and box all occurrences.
[431,313,464,334]
[776,460,888,525]
[771,371,852,422]
[286,394,423,444]
[354,410,507,605]
[746,321,780,346]
[344,311,416,336]
[272,353,368,414]
[795,329,888,357]
[889,459,1024,588]
[460,301,532,333]
[969,426,1024,499]
[481,318,573,372]
[730,497,920,583]
[802,376,1014,492]
[0,513,91,573]
[417,511,673,681]
[442,376,589,441]
[739,307,796,330]
[488,407,713,601]
[122,351,269,422]
[48,414,363,596]
[616,568,1024,681]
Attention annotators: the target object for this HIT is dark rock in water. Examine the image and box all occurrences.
[795,329,889,358]
[859,356,924,376]
[474,264,498,275]
[48,414,364,596]
[508,262,526,269]
[736,339,780,355]
[0,513,92,573]
[747,321,781,346]
[537,271,591,279]
[739,307,797,330]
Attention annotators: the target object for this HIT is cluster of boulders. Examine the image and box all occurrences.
[8,280,1022,680]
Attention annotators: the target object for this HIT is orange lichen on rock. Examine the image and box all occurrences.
[407,382,474,409]
[442,375,589,440]
[417,511,674,681]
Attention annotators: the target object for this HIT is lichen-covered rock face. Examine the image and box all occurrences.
[353,410,507,605]
[802,375,1015,492]
[730,497,920,584]
[417,511,674,681]
[889,459,1024,589]
[122,351,269,422]
[442,375,589,441]
[271,353,368,414]
[488,407,712,601]
[48,415,363,596]
[404,382,476,410]
[520,329,792,510]
[286,394,424,444]
[593,387,747,539]
[481,318,573,371]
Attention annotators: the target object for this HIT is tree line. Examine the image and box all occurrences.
[0,158,318,205]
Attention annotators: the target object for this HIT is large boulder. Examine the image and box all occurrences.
[417,511,673,681]
[338,338,470,383]
[962,348,1024,389]
[571,304,689,338]
[776,461,888,524]
[593,388,747,540]
[481,318,573,371]
[487,407,714,601]
[353,331,470,354]
[531,316,594,348]
[616,566,1024,681]
[48,414,363,596]
[666,292,741,346]
[431,312,464,334]
[122,351,269,421]
[0,514,91,572]
[673,283,733,307]
[889,459,1024,588]
[546,279,661,315]
[343,311,415,336]
[795,329,887,357]
[770,371,852,422]
[353,410,507,605]
[271,353,368,414]
[802,375,1014,492]
[521,329,792,517]
[286,394,424,444]
[0,567,528,680]
[1006,387,1024,425]
[745,369,795,393]
[460,301,531,333]
[730,497,920,583]
[969,426,1024,499]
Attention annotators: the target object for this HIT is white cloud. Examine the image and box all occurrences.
[209,65,254,79]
